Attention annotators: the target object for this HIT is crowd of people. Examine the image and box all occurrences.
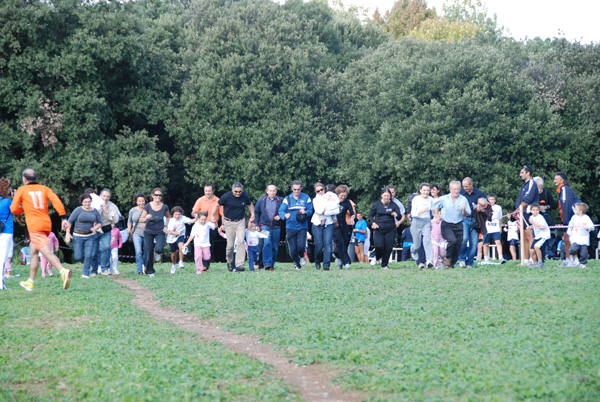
[0,165,597,291]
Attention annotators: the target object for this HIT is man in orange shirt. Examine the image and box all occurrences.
[192,183,221,269]
[11,169,72,291]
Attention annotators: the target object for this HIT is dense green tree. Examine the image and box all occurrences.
[0,0,186,207]
[336,38,597,214]
[169,0,384,200]
[0,0,598,223]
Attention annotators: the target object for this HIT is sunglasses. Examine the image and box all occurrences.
[153,193,162,197]
[315,188,324,193]
[233,190,242,193]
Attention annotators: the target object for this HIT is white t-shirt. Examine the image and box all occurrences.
[189,222,215,247]
[567,214,595,246]
[530,214,550,240]
[507,221,519,241]
[486,204,502,234]
[167,216,192,243]
[245,230,260,247]
[410,196,433,219]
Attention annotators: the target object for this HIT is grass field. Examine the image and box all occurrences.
[2,259,599,401]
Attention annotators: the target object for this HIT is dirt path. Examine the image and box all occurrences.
[113,277,365,402]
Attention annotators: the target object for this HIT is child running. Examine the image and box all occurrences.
[430,209,445,269]
[483,194,506,264]
[245,221,261,271]
[505,211,519,260]
[110,226,122,275]
[352,212,368,263]
[184,212,215,274]
[528,203,550,268]
[40,232,59,277]
[167,206,196,274]
[565,203,595,268]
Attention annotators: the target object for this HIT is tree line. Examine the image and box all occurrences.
[1,0,598,226]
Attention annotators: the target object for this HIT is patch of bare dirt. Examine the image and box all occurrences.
[113,277,365,402]
[18,314,93,330]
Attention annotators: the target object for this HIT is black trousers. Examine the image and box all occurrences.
[144,231,165,275]
[441,221,463,267]
[373,225,396,268]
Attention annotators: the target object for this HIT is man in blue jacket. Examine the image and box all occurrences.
[554,172,581,265]
[279,180,313,270]
[255,185,283,271]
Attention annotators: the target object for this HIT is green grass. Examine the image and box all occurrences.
[0,265,299,401]
[137,260,600,401]
[3,260,599,401]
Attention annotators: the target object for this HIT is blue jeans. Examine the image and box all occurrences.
[312,224,334,268]
[99,231,112,273]
[90,233,101,275]
[248,245,260,271]
[286,228,307,267]
[132,233,145,274]
[73,235,95,276]
[261,227,280,267]
[459,217,479,266]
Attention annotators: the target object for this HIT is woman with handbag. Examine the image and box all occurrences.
[65,194,103,278]
[127,193,147,275]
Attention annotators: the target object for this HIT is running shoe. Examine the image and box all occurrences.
[61,269,72,290]
[20,280,34,292]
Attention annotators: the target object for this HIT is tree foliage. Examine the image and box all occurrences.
[0,0,598,221]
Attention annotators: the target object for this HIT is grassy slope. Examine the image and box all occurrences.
[0,268,299,401]
[139,260,600,401]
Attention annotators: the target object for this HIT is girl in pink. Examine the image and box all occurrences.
[184,212,216,274]
[40,232,59,277]
[110,226,123,275]
[430,209,446,269]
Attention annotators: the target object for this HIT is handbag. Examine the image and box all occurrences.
[127,214,141,243]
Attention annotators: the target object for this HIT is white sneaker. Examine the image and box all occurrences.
[82,275,90,279]
[335,258,342,267]
[370,258,377,266]
[300,257,306,266]
[459,261,466,268]
[178,260,184,268]
[170,265,177,274]
[499,257,506,264]
[148,273,155,278]
[113,268,120,275]
[344,263,351,269]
